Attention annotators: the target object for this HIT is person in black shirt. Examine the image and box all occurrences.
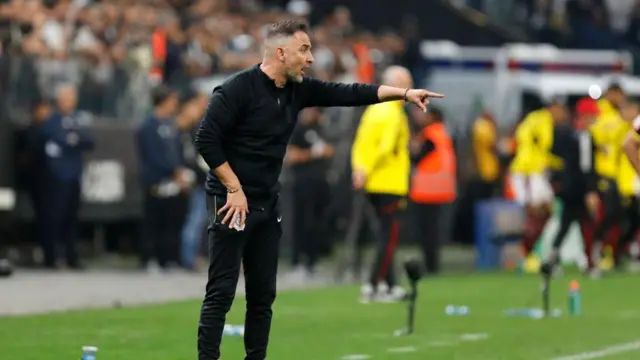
[136,86,194,271]
[286,107,334,277]
[24,99,52,267]
[177,93,210,271]
[540,98,599,277]
[194,19,443,360]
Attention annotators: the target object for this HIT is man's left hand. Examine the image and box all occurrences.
[405,89,445,112]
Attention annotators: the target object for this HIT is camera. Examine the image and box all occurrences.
[404,258,424,283]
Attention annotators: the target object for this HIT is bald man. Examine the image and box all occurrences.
[195,19,443,360]
[351,65,413,303]
[37,84,94,269]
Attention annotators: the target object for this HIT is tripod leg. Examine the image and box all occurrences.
[407,284,418,334]
[407,300,415,334]
[541,274,550,317]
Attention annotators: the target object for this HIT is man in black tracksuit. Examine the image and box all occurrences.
[541,99,599,276]
[286,107,333,276]
[194,19,443,360]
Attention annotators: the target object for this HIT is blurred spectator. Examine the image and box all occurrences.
[177,93,209,271]
[286,107,334,278]
[409,107,457,275]
[36,84,95,270]
[351,65,412,301]
[136,85,190,272]
[453,110,500,245]
[10,97,54,263]
[471,111,500,198]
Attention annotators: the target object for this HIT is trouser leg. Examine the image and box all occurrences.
[367,194,401,288]
[198,195,247,360]
[243,198,281,360]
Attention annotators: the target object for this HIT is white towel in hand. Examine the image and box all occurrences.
[230,216,245,232]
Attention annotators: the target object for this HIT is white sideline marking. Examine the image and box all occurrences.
[341,354,371,360]
[387,346,417,353]
[616,310,640,319]
[459,333,489,342]
[550,341,640,360]
[349,333,394,339]
[426,340,456,347]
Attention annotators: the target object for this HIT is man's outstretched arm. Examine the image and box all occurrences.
[300,77,443,111]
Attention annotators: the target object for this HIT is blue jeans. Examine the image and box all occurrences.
[181,186,208,268]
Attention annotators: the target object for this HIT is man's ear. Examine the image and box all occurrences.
[276,47,286,62]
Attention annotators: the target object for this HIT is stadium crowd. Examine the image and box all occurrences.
[461,0,640,50]
[0,0,418,119]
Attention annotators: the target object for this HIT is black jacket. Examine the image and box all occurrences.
[195,64,380,197]
[550,124,597,202]
[136,115,183,186]
[39,112,94,181]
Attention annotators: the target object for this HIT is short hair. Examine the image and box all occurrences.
[265,19,309,40]
[427,107,444,122]
[607,82,624,93]
[152,85,176,107]
[547,95,567,107]
[54,82,76,98]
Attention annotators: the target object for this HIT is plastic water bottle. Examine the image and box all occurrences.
[445,305,470,316]
[223,324,245,337]
[80,346,98,360]
[568,280,581,316]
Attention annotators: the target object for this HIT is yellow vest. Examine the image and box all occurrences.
[598,98,618,119]
[618,121,640,197]
[590,113,625,180]
[472,117,499,182]
[510,109,560,175]
[351,101,410,195]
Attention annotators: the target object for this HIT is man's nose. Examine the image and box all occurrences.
[307,53,314,64]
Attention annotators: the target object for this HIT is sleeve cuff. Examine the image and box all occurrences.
[369,84,382,102]
[202,152,226,170]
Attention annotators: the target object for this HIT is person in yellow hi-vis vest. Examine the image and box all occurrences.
[615,101,640,269]
[591,83,627,268]
[509,99,567,258]
[352,66,412,303]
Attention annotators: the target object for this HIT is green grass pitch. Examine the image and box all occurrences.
[2,272,640,360]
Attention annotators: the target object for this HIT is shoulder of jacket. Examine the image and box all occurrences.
[46,113,61,121]
[217,68,254,94]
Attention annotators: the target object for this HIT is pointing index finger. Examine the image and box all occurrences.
[425,91,445,98]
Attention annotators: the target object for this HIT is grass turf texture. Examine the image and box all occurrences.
[2,272,640,360]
